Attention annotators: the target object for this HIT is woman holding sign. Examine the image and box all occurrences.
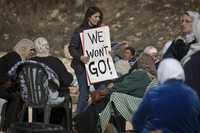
[69,6,103,113]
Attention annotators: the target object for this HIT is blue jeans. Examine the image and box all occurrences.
[75,71,89,113]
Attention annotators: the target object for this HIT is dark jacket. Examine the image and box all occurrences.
[184,51,200,96]
[163,39,190,61]
[112,69,151,98]
[69,24,92,73]
[31,56,73,88]
[0,51,22,130]
[0,51,21,83]
[133,80,200,133]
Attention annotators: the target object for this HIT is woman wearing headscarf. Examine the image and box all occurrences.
[181,11,200,64]
[180,13,200,97]
[0,39,34,130]
[163,11,199,61]
[132,59,200,133]
[69,6,104,113]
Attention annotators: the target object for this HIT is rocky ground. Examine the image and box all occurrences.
[1,0,200,55]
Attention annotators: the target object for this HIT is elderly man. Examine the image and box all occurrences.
[143,46,160,69]
[0,39,34,130]
[132,59,200,133]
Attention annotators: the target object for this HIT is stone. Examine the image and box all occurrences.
[159,37,164,41]
[164,16,169,20]
[136,32,142,37]
[3,34,9,40]
[128,17,135,21]
[50,9,59,18]
[164,4,171,8]
[133,36,141,42]
[115,12,121,18]
[38,22,45,27]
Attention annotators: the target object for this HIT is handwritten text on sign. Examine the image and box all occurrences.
[81,26,118,83]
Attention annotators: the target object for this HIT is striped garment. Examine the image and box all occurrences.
[99,78,158,132]
[99,92,142,132]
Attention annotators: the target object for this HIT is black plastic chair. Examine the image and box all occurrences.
[14,61,72,132]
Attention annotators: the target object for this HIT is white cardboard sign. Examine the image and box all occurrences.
[81,26,118,84]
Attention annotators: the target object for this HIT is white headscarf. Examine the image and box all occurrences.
[181,11,200,65]
[161,41,172,56]
[34,37,50,57]
[157,58,185,84]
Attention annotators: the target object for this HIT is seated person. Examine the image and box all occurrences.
[99,53,157,132]
[75,53,157,133]
[132,59,200,133]
[115,46,137,77]
[0,39,34,130]
[31,37,73,103]
[8,38,73,127]
[144,46,160,69]
[111,41,129,63]
[123,46,137,67]
[17,37,74,128]
[94,44,134,91]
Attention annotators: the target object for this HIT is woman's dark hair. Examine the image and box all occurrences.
[184,11,190,16]
[125,47,136,56]
[80,6,103,28]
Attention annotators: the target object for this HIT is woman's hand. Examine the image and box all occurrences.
[80,56,89,64]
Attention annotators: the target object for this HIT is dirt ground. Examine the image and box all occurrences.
[0,0,200,55]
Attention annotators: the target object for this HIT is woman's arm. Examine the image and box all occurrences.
[69,31,82,61]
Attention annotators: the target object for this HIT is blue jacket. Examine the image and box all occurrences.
[132,79,200,133]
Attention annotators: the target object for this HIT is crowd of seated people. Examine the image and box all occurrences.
[0,37,73,131]
[72,10,200,133]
